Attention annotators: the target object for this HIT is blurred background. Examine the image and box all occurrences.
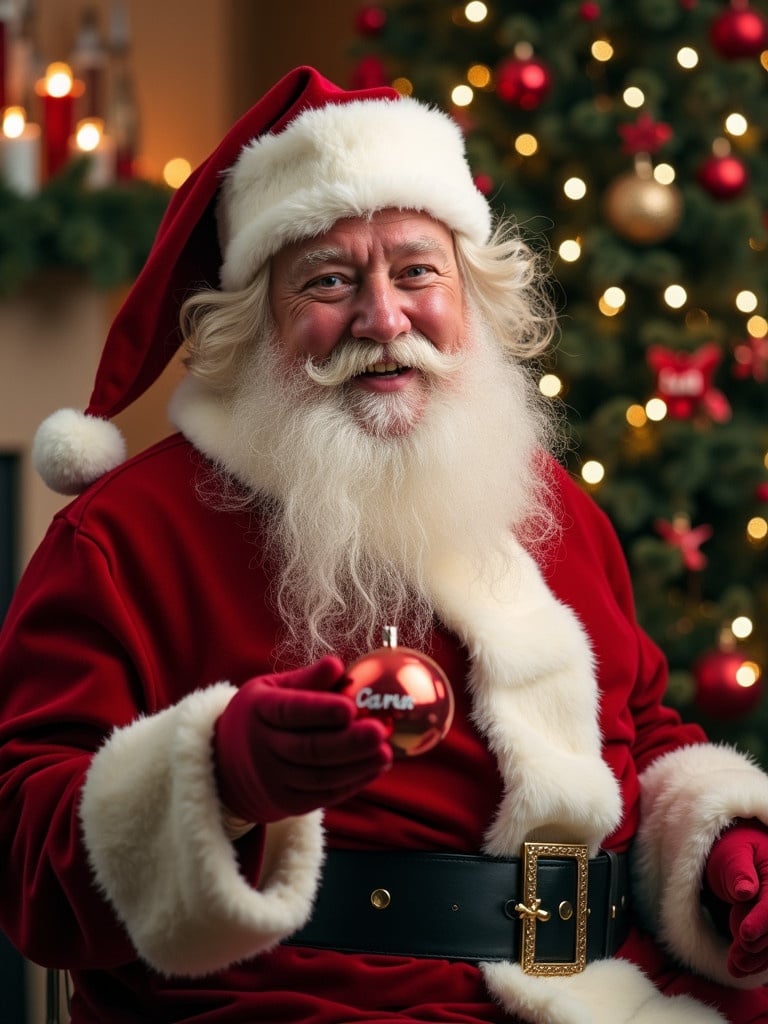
[1,1,767,1020]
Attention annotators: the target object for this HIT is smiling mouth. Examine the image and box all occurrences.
[357,361,411,378]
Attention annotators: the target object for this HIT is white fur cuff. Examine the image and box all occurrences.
[633,742,768,988]
[79,684,325,976]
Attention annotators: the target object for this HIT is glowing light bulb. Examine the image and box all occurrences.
[664,284,687,309]
[654,163,675,185]
[467,64,491,88]
[626,404,647,428]
[514,133,538,156]
[581,461,605,485]
[558,239,581,262]
[563,177,587,200]
[725,113,748,137]
[451,84,473,106]
[645,398,668,421]
[677,46,699,69]
[623,86,645,108]
[465,2,488,22]
[163,157,192,189]
[731,616,753,640]
[591,40,613,61]
[747,517,768,541]
[736,662,760,689]
[538,374,563,397]
[736,290,758,313]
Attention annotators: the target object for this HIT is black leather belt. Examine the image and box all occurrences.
[286,843,631,975]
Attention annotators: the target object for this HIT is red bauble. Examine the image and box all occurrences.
[693,648,763,719]
[349,55,390,90]
[579,1,601,19]
[710,6,768,58]
[341,627,455,757]
[697,154,748,199]
[355,4,387,36]
[473,172,495,196]
[496,54,553,110]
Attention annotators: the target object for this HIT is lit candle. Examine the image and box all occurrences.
[1,105,41,195]
[35,62,84,179]
[70,117,116,187]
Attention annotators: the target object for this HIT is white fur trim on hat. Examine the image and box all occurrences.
[218,96,492,290]
[32,408,127,495]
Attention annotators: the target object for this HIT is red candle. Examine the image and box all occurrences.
[35,62,84,179]
[0,18,7,109]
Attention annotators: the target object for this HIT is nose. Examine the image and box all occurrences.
[350,277,411,343]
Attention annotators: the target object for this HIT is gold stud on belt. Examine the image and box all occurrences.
[517,842,589,976]
[370,888,391,910]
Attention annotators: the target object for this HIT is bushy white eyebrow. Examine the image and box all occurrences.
[294,236,451,273]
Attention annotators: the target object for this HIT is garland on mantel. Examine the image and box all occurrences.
[0,158,171,298]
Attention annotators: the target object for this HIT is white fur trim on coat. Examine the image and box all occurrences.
[425,540,622,858]
[79,683,324,976]
[632,742,768,989]
[217,96,492,291]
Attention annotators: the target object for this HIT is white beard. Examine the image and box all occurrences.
[223,313,559,662]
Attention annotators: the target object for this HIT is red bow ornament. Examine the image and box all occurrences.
[655,516,713,571]
[647,343,732,421]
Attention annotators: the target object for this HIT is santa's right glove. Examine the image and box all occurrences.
[213,655,392,824]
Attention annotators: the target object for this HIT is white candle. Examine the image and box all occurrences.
[1,106,41,196]
[70,117,116,188]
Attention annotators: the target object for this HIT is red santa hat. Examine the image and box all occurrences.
[32,66,493,495]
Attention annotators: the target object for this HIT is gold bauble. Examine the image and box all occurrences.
[603,170,683,245]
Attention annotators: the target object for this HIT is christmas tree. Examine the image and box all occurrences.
[353,0,768,763]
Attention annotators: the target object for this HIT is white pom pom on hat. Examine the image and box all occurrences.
[32,409,127,496]
[33,66,492,494]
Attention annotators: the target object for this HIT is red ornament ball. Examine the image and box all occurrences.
[697,154,748,199]
[349,55,390,90]
[473,172,495,196]
[693,648,763,719]
[355,4,387,37]
[341,627,455,757]
[496,55,553,110]
[579,2,601,20]
[710,6,768,58]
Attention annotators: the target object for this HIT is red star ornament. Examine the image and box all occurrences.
[733,336,768,382]
[655,516,713,571]
[647,342,732,421]
[618,113,673,155]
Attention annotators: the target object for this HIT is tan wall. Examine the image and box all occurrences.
[1,1,361,572]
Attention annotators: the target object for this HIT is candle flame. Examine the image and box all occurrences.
[2,106,27,139]
[44,62,74,98]
[76,118,104,152]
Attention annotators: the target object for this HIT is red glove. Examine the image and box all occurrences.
[213,656,392,824]
[704,818,768,978]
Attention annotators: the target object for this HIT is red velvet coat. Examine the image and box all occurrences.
[1,434,767,1023]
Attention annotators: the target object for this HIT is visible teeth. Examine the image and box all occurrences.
[365,361,400,374]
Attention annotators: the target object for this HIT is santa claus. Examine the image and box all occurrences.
[1,66,768,1024]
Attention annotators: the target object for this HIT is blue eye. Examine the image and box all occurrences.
[315,274,343,288]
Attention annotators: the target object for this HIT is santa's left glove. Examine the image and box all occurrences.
[704,818,768,978]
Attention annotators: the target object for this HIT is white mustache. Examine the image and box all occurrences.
[303,333,465,388]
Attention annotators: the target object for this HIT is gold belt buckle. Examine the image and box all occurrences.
[515,841,589,976]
